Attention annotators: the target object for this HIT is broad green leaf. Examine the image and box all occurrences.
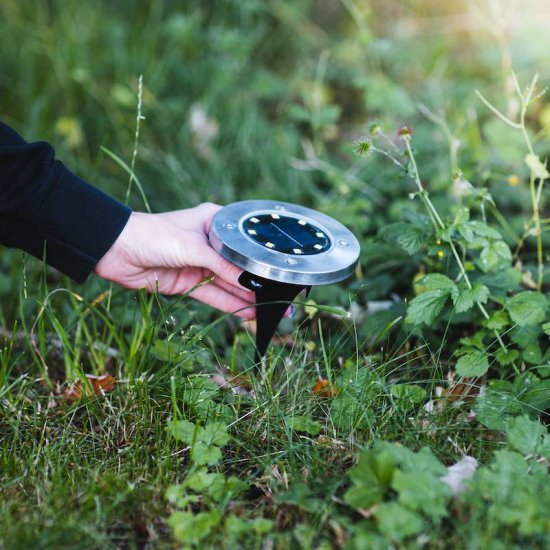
[507,415,547,455]
[379,222,427,255]
[345,446,396,509]
[474,382,521,430]
[406,289,451,326]
[542,322,550,335]
[525,153,550,179]
[207,475,246,503]
[494,348,520,366]
[455,349,490,377]
[451,283,490,313]
[166,420,196,444]
[286,415,322,435]
[479,240,512,272]
[417,274,457,292]
[193,441,222,465]
[390,384,426,411]
[483,310,510,330]
[168,510,220,544]
[478,268,522,295]
[523,343,542,365]
[392,470,451,519]
[150,338,188,363]
[201,422,230,446]
[375,502,424,541]
[185,469,223,492]
[506,291,549,327]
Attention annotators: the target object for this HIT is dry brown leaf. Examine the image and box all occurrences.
[312,378,338,398]
[63,374,116,400]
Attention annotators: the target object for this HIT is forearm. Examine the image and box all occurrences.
[0,121,131,282]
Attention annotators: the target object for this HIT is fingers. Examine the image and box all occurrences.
[189,282,256,319]
[189,243,245,289]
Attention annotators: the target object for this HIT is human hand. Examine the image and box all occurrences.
[94,203,256,319]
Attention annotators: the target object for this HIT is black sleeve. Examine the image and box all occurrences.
[0,121,132,282]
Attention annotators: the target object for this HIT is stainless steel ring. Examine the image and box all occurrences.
[209,200,360,286]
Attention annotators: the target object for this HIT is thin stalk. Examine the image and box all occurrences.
[402,136,508,353]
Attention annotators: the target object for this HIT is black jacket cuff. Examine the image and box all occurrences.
[0,166,131,283]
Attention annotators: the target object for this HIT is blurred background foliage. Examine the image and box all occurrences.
[2,0,550,339]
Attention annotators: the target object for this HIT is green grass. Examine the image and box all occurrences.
[2,0,550,548]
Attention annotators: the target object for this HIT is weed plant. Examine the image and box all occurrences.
[1,1,550,548]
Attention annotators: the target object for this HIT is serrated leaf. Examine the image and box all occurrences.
[525,153,550,179]
[506,291,549,326]
[390,384,426,411]
[375,502,425,541]
[479,240,512,272]
[167,420,196,444]
[417,274,457,292]
[378,222,427,255]
[193,442,222,465]
[392,470,451,519]
[483,310,510,330]
[495,348,520,366]
[406,289,452,326]
[200,422,230,446]
[460,220,502,243]
[474,383,520,431]
[451,283,490,313]
[455,349,490,377]
[286,415,322,435]
[168,510,220,545]
[507,415,547,455]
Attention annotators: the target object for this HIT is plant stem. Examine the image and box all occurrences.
[402,136,508,353]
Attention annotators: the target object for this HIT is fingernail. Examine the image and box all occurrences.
[238,272,264,291]
[284,305,295,318]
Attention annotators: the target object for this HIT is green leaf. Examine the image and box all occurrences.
[483,310,510,330]
[479,240,512,272]
[451,283,490,313]
[506,291,549,327]
[507,415,547,455]
[286,415,322,435]
[474,382,521,430]
[378,222,428,255]
[168,510,220,544]
[200,422,230,446]
[525,153,550,179]
[494,348,520,366]
[523,343,542,365]
[478,268,522,296]
[166,420,196,444]
[406,290,452,326]
[417,274,457,292]
[463,220,502,242]
[390,384,426,411]
[392,470,451,519]
[455,349,490,377]
[345,446,396,509]
[542,322,550,335]
[193,442,222,465]
[375,502,424,541]
[150,338,188,363]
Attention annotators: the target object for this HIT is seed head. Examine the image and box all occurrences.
[352,136,372,158]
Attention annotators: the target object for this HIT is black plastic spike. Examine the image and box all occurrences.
[238,271,310,361]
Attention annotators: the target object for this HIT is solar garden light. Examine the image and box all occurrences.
[209,200,360,360]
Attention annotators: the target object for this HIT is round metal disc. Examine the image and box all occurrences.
[209,200,360,285]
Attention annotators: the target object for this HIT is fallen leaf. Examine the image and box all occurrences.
[312,378,338,398]
[63,374,116,400]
